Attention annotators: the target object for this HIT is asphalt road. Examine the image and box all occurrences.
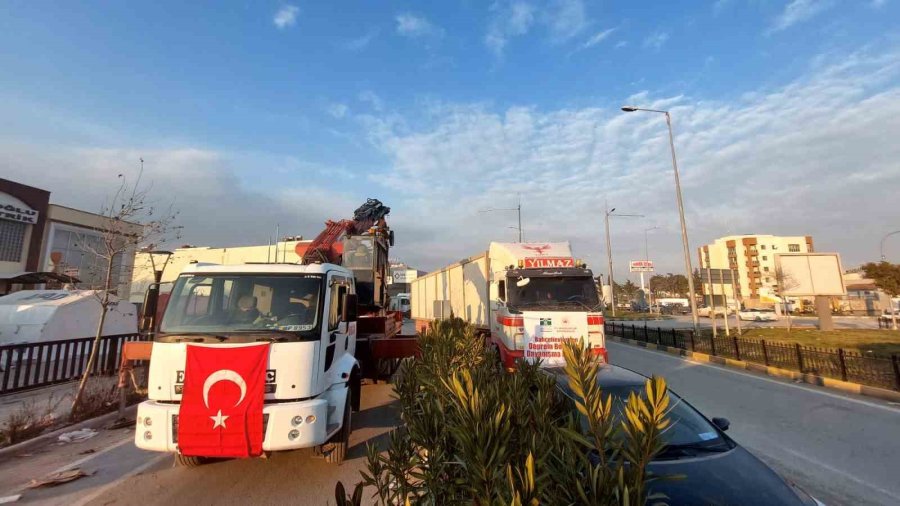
[2,382,398,506]
[607,340,900,506]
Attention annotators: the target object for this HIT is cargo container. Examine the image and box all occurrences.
[412,242,606,368]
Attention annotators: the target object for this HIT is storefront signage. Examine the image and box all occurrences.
[0,193,39,225]
[521,311,588,367]
[523,257,574,268]
[392,269,417,284]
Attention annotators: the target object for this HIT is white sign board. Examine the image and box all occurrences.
[392,269,417,284]
[521,311,588,367]
[775,253,846,296]
[629,260,654,272]
[0,192,39,225]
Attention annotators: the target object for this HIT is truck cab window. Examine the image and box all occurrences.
[498,280,506,302]
[329,283,348,330]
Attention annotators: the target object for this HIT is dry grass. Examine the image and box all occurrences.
[735,328,900,356]
[0,394,64,447]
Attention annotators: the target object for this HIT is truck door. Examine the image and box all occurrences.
[321,275,352,379]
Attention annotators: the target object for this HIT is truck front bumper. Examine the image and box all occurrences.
[134,398,329,453]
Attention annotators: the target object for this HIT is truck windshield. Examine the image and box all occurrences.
[159,274,323,340]
[508,276,601,311]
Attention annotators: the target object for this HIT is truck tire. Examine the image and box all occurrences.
[325,391,351,465]
[175,454,207,467]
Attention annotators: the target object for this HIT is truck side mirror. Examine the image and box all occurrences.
[389,230,395,247]
[342,293,358,322]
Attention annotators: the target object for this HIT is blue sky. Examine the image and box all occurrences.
[3,1,900,276]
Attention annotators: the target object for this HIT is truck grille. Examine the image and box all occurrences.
[172,414,269,443]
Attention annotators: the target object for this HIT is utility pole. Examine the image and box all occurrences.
[604,202,643,317]
[481,195,523,243]
[881,230,900,261]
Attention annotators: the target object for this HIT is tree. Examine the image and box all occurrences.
[774,266,800,332]
[862,261,900,330]
[69,163,179,420]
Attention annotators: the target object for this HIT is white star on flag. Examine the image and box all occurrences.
[210,409,229,429]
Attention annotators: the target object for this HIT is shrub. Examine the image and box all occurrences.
[338,317,670,505]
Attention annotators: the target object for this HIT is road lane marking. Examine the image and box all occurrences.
[48,434,133,475]
[69,453,169,506]
[748,437,900,503]
[607,341,900,415]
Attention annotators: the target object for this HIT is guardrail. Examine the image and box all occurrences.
[0,334,147,395]
[605,322,900,392]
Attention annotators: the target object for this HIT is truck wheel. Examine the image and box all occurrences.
[175,454,207,467]
[325,392,351,465]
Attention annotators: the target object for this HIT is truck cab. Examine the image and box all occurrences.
[135,262,361,463]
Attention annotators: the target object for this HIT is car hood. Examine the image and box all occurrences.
[646,446,816,505]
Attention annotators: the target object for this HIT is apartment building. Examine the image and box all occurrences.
[698,234,814,306]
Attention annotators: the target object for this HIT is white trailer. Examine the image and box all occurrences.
[412,242,606,368]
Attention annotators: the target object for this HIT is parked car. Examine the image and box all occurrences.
[697,305,733,318]
[739,308,778,322]
[547,365,824,505]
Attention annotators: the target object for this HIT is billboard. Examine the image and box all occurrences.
[392,269,418,284]
[629,260,654,272]
[775,253,846,296]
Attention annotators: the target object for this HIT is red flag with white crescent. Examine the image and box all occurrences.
[177,344,269,458]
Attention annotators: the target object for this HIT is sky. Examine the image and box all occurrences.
[2,0,900,280]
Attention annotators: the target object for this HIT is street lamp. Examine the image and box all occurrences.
[140,249,173,334]
[604,203,643,316]
[481,194,523,242]
[880,230,900,261]
[621,105,700,333]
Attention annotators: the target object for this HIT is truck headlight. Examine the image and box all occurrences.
[292,415,303,426]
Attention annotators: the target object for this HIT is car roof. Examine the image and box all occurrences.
[544,364,648,395]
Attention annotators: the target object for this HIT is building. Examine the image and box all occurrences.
[698,234,814,307]
[1,178,143,296]
[387,262,422,298]
[129,239,312,303]
[840,270,895,316]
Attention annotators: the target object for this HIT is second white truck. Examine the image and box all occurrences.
[411,242,606,368]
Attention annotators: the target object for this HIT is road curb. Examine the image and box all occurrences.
[0,405,137,463]
[608,335,900,403]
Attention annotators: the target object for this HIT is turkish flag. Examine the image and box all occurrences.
[177,343,269,458]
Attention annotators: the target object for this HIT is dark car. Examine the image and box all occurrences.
[547,365,824,505]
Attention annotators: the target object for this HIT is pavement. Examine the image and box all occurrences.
[607,340,900,506]
[0,381,398,505]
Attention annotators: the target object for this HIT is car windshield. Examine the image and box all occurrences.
[577,385,727,449]
[508,276,601,310]
[159,273,323,340]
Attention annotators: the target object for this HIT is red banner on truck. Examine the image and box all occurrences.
[523,257,575,268]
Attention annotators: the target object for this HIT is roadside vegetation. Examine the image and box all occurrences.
[337,316,672,505]
[732,328,900,356]
[606,311,673,322]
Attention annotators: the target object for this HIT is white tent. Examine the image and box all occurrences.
[0,290,138,346]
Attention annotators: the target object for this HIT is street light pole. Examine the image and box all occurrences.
[880,230,900,261]
[621,106,700,334]
[604,202,644,317]
[481,194,523,243]
[643,226,659,309]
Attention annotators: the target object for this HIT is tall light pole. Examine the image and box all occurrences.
[642,225,659,299]
[880,230,900,261]
[604,202,643,316]
[481,194,523,242]
[622,106,699,333]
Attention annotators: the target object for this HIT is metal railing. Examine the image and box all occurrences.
[0,334,147,395]
[605,322,900,391]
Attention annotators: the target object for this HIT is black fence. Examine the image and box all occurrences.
[605,322,900,392]
[0,334,147,395]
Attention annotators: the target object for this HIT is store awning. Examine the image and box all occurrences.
[0,272,81,284]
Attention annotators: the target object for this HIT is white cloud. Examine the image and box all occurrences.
[362,48,900,275]
[345,29,379,51]
[582,28,616,49]
[769,0,833,33]
[870,0,887,7]
[615,40,628,49]
[485,2,536,57]
[327,103,349,119]
[357,90,385,112]
[643,31,669,50]
[273,5,299,30]
[543,0,588,41]
[395,13,443,38]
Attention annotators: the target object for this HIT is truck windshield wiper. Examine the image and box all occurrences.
[656,441,730,459]
[165,332,230,342]
[232,328,298,341]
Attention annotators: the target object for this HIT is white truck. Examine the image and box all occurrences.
[411,242,606,368]
[133,200,415,466]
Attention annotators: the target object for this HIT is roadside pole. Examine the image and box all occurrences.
[707,267,717,340]
[604,209,616,317]
[720,276,730,337]
[731,267,742,336]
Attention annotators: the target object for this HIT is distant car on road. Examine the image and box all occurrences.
[548,365,824,505]
[739,308,778,322]
[697,305,733,318]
